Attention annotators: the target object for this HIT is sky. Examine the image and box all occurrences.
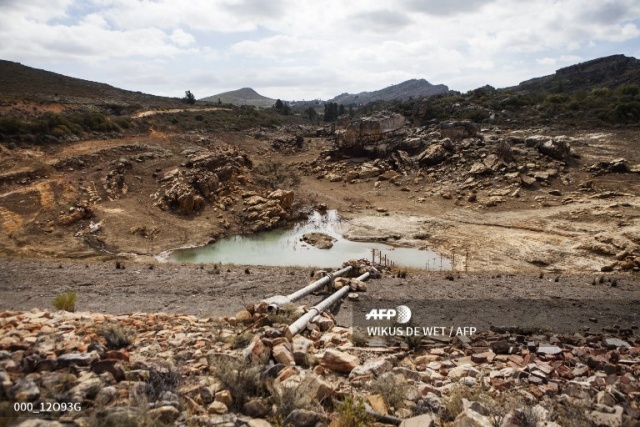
[1,0,640,101]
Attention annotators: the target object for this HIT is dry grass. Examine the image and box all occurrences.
[52,291,76,312]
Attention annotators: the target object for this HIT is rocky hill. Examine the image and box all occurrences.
[328,79,449,105]
[200,88,276,108]
[514,54,640,94]
[0,60,180,107]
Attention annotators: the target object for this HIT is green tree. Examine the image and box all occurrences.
[183,90,196,105]
[306,107,318,121]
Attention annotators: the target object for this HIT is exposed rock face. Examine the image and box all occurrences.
[335,111,406,156]
[301,232,336,249]
[440,121,479,141]
[241,189,297,233]
[153,148,251,216]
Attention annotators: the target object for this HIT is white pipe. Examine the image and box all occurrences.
[285,272,369,340]
[265,265,353,311]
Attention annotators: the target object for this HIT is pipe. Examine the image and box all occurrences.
[265,265,353,311]
[285,272,369,340]
[311,272,369,323]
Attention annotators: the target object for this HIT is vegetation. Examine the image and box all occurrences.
[370,374,407,410]
[183,90,196,105]
[273,99,291,115]
[210,356,267,411]
[98,322,134,349]
[253,160,301,189]
[336,396,372,427]
[52,292,77,312]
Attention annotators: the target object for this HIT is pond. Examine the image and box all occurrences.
[169,210,451,269]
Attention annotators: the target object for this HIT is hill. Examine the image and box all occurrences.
[200,87,276,108]
[0,60,180,107]
[513,54,640,94]
[328,78,449,105]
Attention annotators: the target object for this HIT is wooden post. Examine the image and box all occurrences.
[379,251,382,264]
[371,249,375,264]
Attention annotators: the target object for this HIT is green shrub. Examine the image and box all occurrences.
[52,292,77,312]
[336,396,372,427]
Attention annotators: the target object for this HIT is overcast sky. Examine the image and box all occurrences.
[1,0,639,101]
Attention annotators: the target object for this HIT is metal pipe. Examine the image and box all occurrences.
[286,272,369,340]
[311,272,369,323]
[265,265,353,311]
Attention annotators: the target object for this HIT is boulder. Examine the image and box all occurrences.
[283,409,329,427]
[268,189,295,209]
[440,121,479,140]
[320,349,360,373]
[418,144,449,166]
[538,138,570,160]
[301,233,336,250]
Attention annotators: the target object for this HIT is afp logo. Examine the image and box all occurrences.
[365,305,412,324]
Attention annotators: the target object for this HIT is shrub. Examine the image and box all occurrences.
[336,396,372,427]
[210,356,266,411]
[370,373,407,410]
[350,328,368,347]
[98,322,134,349]
[270,377,323,420]
[253,161,300,189]
[142,366,181,402]
[52,292,77,312]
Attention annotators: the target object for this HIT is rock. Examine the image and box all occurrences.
[440,121,479,140]
[538,138,570,160]
[292,336,314,365]
[95,385,118,406]
[149,406,180,424]
[537,344,562,355]
[336,112,406,155]
[57,351,99,367]
[418,144,449,166]
[448,364,472,381]
[452,407,494,427]
[272,344,295,366]
[208,401,228,414]
[267,189,294,209]
[587,405,624,427]
[9,379,40,402]
[215,390,233,407]
[399,413,436,427]
[367,394,388,414]
[243,398,270,418]
[283,409,329,427]
[247,420,273,427]
[244,336,269,363]
[349,357,394,378]
[320,349,360,373]
[12,421,65,427]
[301,232,336,249]
[70,377,102,399]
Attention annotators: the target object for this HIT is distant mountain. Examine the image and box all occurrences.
[513,54,640,93]
[0,59,178,106]
[328,79,449,105]
[200,88,276,108]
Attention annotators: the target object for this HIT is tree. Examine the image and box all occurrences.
[306,107,318,121]
[273,99,291,115]
[183,90,196,105]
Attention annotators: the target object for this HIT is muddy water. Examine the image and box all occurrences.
[170,211,450,269]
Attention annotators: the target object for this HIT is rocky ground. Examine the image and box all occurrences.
[0,262,638,426]
[2,103,640,426]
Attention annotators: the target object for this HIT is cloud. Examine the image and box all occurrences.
[349,9,412,32]
[405,0,495,16]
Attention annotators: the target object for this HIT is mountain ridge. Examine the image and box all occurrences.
[199,87,276,108]
[327,78,450,105]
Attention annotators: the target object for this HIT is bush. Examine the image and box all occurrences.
[142,366,181,402]
[370,373,407,410]
[336,396,372,427]
[98,322,134,349]
[210,356,267,411]
[495,140,515,163]
[52,292,77,312]
[253,161,300,189]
